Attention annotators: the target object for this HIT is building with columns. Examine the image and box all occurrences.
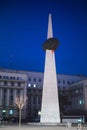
[68,80,87,112]
[0,68,87,121]
[0,69,27,119]
[26,72,87,121]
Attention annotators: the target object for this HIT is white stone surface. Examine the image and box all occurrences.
[41,14,60,123]
[47,14,53,38]
[41,50,60,123]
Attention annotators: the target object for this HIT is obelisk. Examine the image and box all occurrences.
[40,14,60,123]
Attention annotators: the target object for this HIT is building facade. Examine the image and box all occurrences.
[68,80,87,112]
[0,68,87,121]
[0,69,27,120]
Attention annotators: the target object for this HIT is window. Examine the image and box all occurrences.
[79,100,82,105]
[0,76,2,78]
[28,84,31,87]
[9,110,13,115]
[29,78,31,81]
[18,83,21,86]
[63,91,65,94]
[3,76,6,79]
[34,78,36,82]
[11,82,14,86]
[3,95,6,105]
[17,77,19,80]
[63,86,65,89]
[33,84,36,88]
[33,96,36,104]
[17,90,20,96]
[75,90,78,93]
[10,77,12,79]
[33,89,36,92]
[58,80,60,83]
[4,88,7,93]
[6,76,9,79]
[63,81,65,84]
[39,90,41,93]
[67,81,70,84]
[10,95,13,104]
[58,86,60,89]
[10,89,13,94]
[38,96,41,104]
[4,81,7,86]
[10,95,13,100]
[39,79,41,82]
[13,77,15,79]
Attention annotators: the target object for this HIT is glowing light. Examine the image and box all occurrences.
[38,111,41,115]
[28,84,31,87]
[79,100,82,104]
[9,110,13,115]
[34,84,36,87]
[75,90,78,93]
[2,110,6,113]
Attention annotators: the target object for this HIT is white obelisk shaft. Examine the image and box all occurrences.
[40,14,60,123]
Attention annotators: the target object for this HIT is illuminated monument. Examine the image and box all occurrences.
[40,14,60,123]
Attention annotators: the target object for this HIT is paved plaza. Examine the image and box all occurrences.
[0,125,87,130]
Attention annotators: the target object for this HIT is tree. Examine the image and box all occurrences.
[15,96,27,127]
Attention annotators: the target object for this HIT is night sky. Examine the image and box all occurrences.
[0,0,87,75]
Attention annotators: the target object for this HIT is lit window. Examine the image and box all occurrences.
[9,110,13,115]
[75,90,78,93]
[38,111,41,115]
[28,84,31,87]
[79,99,84,104]
[79,100,82,104]
[2,110,6,113]
[34,84,36,87]
[83,100,84,104]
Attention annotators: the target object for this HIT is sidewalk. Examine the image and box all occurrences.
[0,125,87,130]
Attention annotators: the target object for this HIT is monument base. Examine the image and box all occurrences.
[27,122,68,126]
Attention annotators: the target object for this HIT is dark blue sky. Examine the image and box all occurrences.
[0,0,87,75]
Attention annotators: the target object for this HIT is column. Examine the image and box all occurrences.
[0,89,3,106]
[13,89,16,105]
[6,89,10,106]
[20,89,23,97]
[36,96,38,108]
